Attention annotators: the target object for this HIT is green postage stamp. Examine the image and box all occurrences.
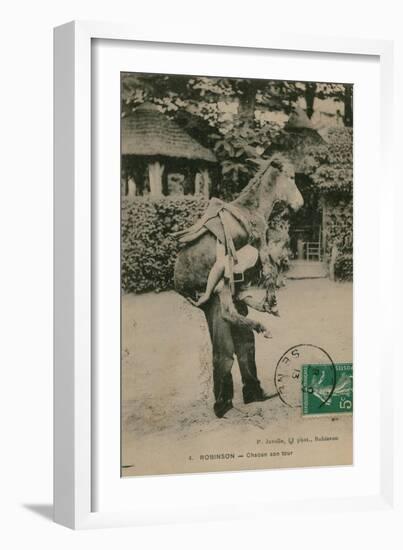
[302,363,353,416]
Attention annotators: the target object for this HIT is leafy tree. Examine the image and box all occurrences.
[316,83,353,127]
[211,119,282,199]
[121,73,353,200]
[122,73,352,127]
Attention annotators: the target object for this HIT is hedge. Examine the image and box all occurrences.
[334,253,353,281]
[299,127,353,195]
[122,193,352,293]
[122,196,208,293]
[324,196,353,281]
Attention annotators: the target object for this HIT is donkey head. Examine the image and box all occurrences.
[259,155,304,214]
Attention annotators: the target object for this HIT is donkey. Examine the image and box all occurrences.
[174,155,303,330]
[174,155,303,417]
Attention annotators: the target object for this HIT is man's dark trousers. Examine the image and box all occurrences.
[203,294,265,417]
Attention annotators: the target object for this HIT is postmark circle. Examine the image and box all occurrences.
[274,344,336,408]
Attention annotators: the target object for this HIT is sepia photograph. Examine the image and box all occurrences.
[120,73,353,477]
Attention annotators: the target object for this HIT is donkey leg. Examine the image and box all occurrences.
[218,283,269,335]
[203,294,235,418]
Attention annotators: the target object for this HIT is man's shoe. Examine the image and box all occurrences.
[214,399,233,418]
[243,391,272,405]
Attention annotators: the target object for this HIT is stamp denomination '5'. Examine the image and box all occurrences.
[302,363,353,416]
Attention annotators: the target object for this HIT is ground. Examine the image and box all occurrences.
[122,279,353,476]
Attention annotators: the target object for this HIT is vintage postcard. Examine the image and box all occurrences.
[120,73,353,476]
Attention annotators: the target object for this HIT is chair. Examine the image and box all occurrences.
[305,232,322,261]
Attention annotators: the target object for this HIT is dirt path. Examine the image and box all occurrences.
[122,279,352,475]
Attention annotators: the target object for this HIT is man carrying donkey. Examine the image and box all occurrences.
[174,155,303,418]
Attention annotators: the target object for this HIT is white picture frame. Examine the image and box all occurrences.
[54,20,399,530]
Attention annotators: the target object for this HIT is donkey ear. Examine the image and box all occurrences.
[270,159,283,171]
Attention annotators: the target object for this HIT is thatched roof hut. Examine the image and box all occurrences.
[281,111,353,275]
[285,106,316,131]
[122,102,217,162]
[282,106,325,173]
[122,103,216,197]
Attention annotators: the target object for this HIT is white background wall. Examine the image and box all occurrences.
[0,0,401,547]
